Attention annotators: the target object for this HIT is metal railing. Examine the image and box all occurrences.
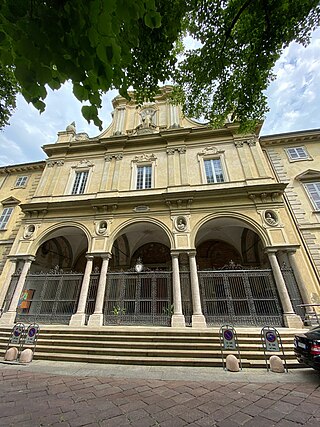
[103,271,172,326]
[14,269,83,324]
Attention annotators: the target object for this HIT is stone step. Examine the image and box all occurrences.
[0,326,302,369]
[0,337,296,351]
[0,343,297,358]
[23,351,302,369]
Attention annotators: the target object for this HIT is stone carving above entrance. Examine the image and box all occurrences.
[135,107,157,134]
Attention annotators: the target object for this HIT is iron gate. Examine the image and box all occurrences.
[197,269,284,326]
[104,271,172,326]
[14,268,83,324]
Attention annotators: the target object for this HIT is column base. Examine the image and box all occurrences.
[0,311,16,326]
[171,314,185,328]
[192,314,207,328]
[87,313,104,327]
[69,313,86,327]
[283,313,303,328]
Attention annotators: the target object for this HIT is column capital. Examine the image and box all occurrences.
[283,245,300,254]
[187,250,197,257]
[170,251,180,258]
[265,245,300,254]
[85,254,95,261]
[264,247,278,254]
[6,256,18,262]
[101,253,112,260]
[14,255,36,262]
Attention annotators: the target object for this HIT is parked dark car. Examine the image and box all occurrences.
[294,326,320,370]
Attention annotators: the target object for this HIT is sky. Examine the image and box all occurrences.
[0,28,319,167]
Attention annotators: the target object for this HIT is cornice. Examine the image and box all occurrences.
[260,128,320,146]
[0,161,45,174]
[20,182,287,217]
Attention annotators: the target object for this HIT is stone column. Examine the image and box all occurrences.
[248,140,269,177]
[41,161,57,196]
[111,154,123,190]
[267,250,303,328]
[167,148,175,186]
[70,255,94,326]
[178,147,188,185]
[0,258,17,308]
[171,253,185,327]
[0,257,33,325]
[287,249,314,311]
[88,254,111,327]
[188,252,206,328]
[234,141,253,180]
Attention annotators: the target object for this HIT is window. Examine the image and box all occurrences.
[15,176,28,187]
[305,182,320,210]
[136,165,152,189]
[286,147,309,161]
[204,159,224,183]
[71,171,89,194]
[0,207,13,230]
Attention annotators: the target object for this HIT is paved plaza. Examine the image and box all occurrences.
[0,361,320,427]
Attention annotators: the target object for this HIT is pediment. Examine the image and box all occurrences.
[295,169,320,181]
[1,196,21,206]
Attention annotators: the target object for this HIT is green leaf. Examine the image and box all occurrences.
[144,11,162,29]
[82,104,98,122]
[73,83,88,101]
[33,99,46,113]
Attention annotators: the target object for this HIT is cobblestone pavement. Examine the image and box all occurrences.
[0,363,320,427]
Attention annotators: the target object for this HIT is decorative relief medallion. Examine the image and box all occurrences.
[23,224,36,239]
[175,216,187,232]
[264,210,278,227]
[95,219,112,236]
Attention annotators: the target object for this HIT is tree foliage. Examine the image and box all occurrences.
[174,0,320,131]
[0,65,18,130]
[0,0,319,131]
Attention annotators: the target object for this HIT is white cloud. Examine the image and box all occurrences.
[261,28,320,135]
[0,83,117,166]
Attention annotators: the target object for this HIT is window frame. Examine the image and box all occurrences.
[304,182,320,211]
[136,164,152,190]
[203,158,225,184]
[197,146,227,185]
[71,170,89,195]
[15,176,28,187]
[65,160,94,196]
[286,147,310,162]
[0,207,14,230]
[131,154,157,191]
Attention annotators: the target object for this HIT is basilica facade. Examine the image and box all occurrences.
[0,87,319,329]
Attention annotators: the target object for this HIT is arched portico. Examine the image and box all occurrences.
[88,219,185,327]
[187,214,304,328]
[1,225,91,325]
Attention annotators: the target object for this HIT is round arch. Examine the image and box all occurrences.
[29,222,90,273]
[193,212,270,269]
[192,212,270,249]
[108,218,173,270]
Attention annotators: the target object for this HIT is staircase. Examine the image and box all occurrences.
[0,325,305,369]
